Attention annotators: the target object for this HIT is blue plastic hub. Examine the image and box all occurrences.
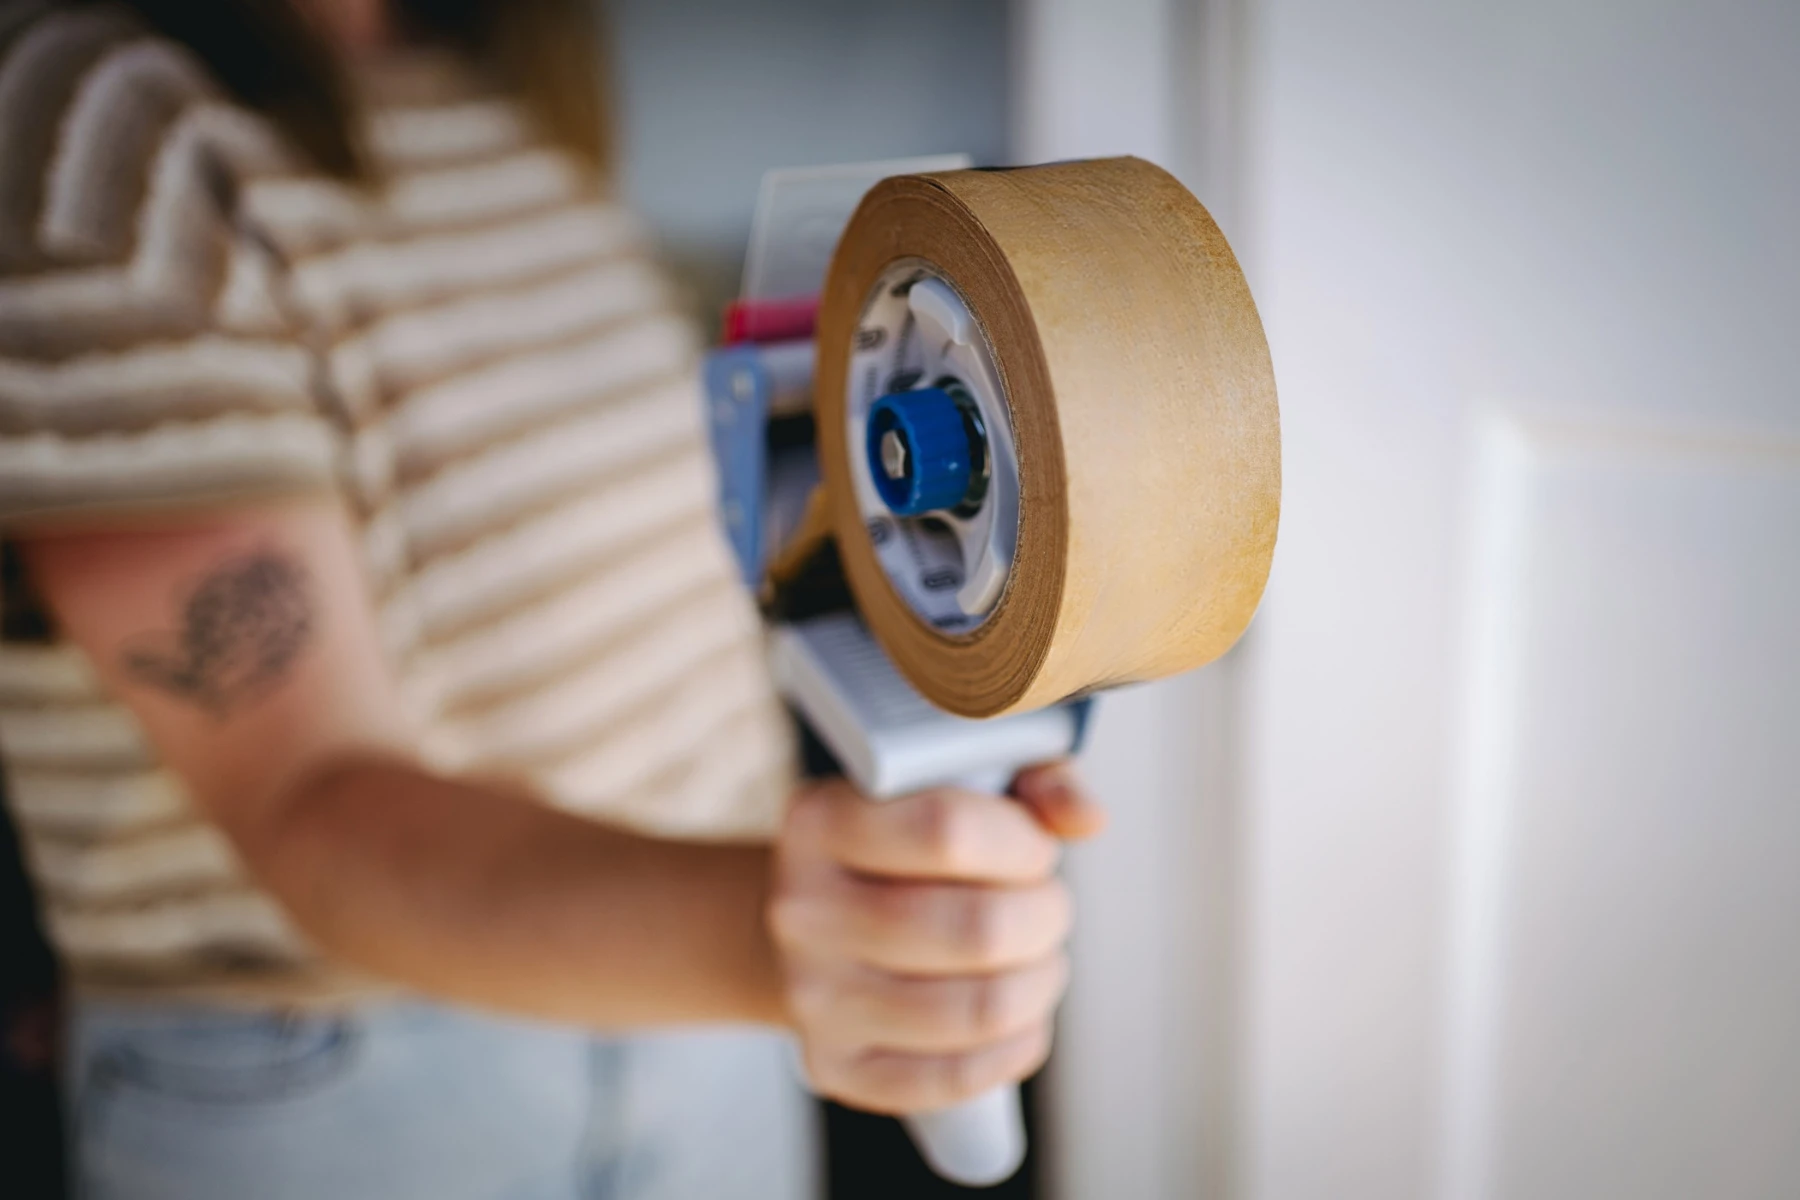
[866,388,979,516]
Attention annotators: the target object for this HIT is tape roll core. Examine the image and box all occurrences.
[816,157,1281,718]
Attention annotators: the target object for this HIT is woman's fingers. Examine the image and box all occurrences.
[774,769,1098,1116]
[784,778,1062,884]
[803,1020,1055,1116]
[770,867,1072,976]
[785,953,1070,1054]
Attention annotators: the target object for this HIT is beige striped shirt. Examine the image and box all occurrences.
[0,8,793,1000]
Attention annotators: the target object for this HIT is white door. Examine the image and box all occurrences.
[1237,2,1800,1200]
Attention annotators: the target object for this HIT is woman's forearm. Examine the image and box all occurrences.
[234,755,790,1029]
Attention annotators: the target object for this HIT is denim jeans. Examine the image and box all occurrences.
[66,999,819,1200]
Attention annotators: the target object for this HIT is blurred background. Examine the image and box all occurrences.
[5,0,1797,1197]
[601,0,1800,1196]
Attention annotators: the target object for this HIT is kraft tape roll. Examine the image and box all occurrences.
[814,157,1281,718]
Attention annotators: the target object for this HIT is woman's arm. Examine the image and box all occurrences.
[22,500,786,1027]
[24,498,1097,1111]
[256,754,786,1027]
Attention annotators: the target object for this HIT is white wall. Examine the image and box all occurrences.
[1235,2,1800,1198]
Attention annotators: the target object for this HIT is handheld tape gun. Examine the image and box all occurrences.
[703,156,1281,1186]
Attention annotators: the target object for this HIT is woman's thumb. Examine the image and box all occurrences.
[1012,761,1107,841]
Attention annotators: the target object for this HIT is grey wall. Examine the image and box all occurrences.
[602,0,1010,318]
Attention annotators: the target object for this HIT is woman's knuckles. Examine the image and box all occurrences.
[902,961,1064,1045]
[790,957,1068,1051]
[908,788,1058,878]
[778,874,1073,971]
[906,788,987,873]
[866,879,1067,969]
[895,973,1027,1044]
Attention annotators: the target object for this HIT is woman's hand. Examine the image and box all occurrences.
[769,762,1105,1114]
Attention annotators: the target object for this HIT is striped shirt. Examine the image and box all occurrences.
[0,7,793,1000]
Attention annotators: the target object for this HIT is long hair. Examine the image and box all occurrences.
[113,0,610,179]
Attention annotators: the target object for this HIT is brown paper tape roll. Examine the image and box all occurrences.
[815,157,1280,718]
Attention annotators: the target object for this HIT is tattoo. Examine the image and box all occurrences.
[122,549,314,718]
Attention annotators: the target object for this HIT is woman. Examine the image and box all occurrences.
[0,0,1100,1196]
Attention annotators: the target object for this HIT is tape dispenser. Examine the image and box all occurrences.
[704,155,1280,1186]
